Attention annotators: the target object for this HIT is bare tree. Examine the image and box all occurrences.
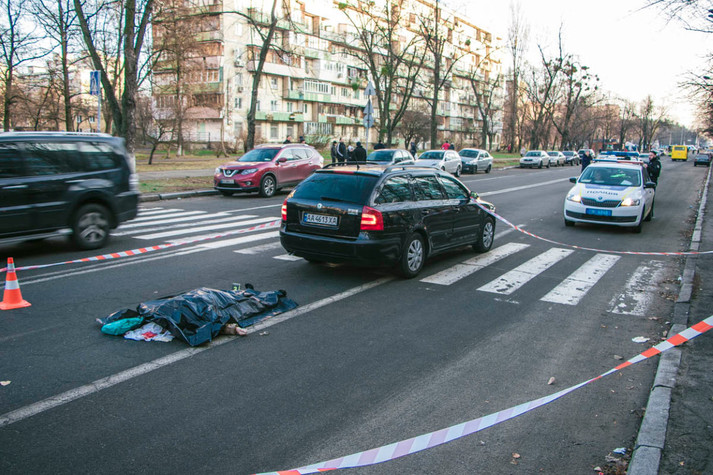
[466,66,503,151]
[338,0,425,146]
[0,0,47,130]
[74,0,153,153]
[637,95,668,149]
[522,43,561,149]
[504,0,528,152]
[550,59,598,149]
[394,107,430,151]
[31,0,81,131]
[418,0,469,147]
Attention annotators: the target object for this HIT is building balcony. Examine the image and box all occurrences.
[255,111,305,122]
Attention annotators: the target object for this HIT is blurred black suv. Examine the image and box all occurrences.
[280,164,496,277]
[0,132,140,250]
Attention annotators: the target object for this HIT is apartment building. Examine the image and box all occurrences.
[152,0,503,149]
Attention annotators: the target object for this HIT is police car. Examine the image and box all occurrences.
[563,159,656,233]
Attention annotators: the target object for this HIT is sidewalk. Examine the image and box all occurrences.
[138,168,218,202]
[629,168,713,473]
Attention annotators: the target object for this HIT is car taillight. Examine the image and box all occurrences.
[360,206,383,231]
[281,200,287,221]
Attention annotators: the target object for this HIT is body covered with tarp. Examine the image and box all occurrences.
[99,287,297,346]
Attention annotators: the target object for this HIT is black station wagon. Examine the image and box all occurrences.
[279,164,496,277]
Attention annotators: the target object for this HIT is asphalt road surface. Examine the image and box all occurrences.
[0,159,704,474]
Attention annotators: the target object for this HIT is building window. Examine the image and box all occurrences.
[286,102,293,112]
[270,125,278,139]
[256,100,261,112]
[270,77,278,89]
[270,100,279,112]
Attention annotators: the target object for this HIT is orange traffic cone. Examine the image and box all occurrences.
[0,257,31,310]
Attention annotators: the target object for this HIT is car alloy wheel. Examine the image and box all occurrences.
[259,175,276,197]
[398,233,425,278]
[473,217,495,252]
[72,203,110,250]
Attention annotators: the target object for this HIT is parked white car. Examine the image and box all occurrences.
[415,150,463,176]
[520,150,551,169]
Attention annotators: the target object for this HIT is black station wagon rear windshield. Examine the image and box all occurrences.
[237,148,279,162]
[366,150,395,162]
[459,150,480,158]
[293,172,379,204]
[419,151,444,160]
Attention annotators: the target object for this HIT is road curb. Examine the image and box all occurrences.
[628,165,711,474]
[140,189,218,202]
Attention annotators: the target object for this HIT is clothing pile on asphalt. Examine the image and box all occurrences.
[97,285,297,346]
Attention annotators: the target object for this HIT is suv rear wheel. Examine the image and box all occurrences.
[473,217,495,252]
[72,203,110,250]
[398,233,425,278]
[259,175,276,197]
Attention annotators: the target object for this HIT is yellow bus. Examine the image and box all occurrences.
[671,145,688,161]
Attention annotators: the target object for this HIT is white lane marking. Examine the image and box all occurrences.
[119,211,228,228]
[479,177,570,197]
[273,254,302,261]
[540,254,621,305]
[421,242,530,285]
[139,217,276,240]
[114,215,259,236]
[192,230,279,249]
[478,248,574,295]
[136,208,183,216]
[129,210,205,223]
[608,261,665,316]
[0,277,392,428]
[235,241,283,255]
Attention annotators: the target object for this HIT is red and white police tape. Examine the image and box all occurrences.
[255,315,713,475]
[0,219,281,274]
[476,202,713,256]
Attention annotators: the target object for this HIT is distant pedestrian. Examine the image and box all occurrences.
[299,136,306,144]
[283,135,292,144]
[347,144,355,162]
[336,138,347,164]
[354,142,367,161]
[409,141,418,157]
[374,141,385,150]
[330,140,338,163]
[448,143,455,150]
[520,147,526,157]
[580,150,592,171]
[441,141,450,150]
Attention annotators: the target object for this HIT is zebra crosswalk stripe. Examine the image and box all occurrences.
[540,253,621,305]
[478,248,574,295]
[608,261,665,315]
[421,242,530,285]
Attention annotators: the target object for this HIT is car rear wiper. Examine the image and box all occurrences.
[320,196,358,204]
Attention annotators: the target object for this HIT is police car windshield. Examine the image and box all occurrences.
[579,167,641,187]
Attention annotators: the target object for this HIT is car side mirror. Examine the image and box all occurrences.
[645,181,656,189]
[277,157,287,163]
[569,177,577,183]
[470,190,479,200]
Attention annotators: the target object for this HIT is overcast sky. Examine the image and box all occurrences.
[448,0,712,127]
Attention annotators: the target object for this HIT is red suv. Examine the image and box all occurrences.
[214,144,323,197]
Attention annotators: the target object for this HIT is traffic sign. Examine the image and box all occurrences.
[89,70,101,96]
[363,114,375,128]
[363,100,373,115]
[364,81,375,96]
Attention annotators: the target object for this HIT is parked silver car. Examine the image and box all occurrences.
[459,148,493,174]
[415,149,463,176]
[547,151,566,166]
[519,150,551,169]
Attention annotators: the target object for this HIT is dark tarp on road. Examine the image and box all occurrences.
[100,287,297,346]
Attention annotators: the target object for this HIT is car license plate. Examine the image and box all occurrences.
[586,208,612,217]
[303,213,338,226]
[220,179,233,184]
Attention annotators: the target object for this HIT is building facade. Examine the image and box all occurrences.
[152,0,503,150]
